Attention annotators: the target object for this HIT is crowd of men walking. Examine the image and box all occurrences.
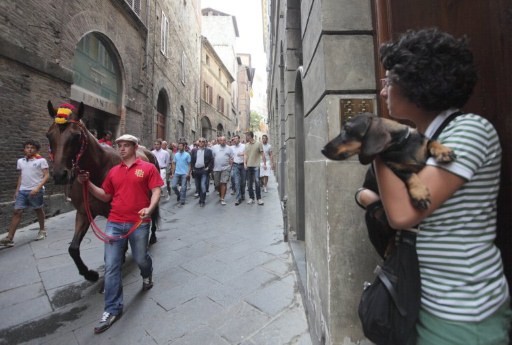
[151,131,274,208]
[0,129,274,334]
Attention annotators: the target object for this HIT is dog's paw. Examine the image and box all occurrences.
[411,197,431,210]
[429,141,456,163]
[407,174,431,210]
[434,148,456,163]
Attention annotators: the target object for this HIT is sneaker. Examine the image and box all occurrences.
[194,193,199,198]
[0,237,14,247]
[165,195,170,201]
[230,190,235,195]
[220,200,226,206]
[36,230,47,241]
[94,311,122,334]
[247,199,254,204]
[257,199,264,206]
[235,200,240,206]
[142,276,153,291]
[263,187,268,193]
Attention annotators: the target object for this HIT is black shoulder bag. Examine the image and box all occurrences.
[357,111,462,345]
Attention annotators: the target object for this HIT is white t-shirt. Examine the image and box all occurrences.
[17,156,49,191]
[151,149,170,170]
[212,144,233,171]
[231,143,245,164]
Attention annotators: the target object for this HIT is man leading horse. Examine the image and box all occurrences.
[46,101,161,283]
[77,134,162,333]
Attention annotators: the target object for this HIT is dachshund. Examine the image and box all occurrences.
[321,112,456,209]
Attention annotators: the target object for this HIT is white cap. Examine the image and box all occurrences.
[115,134,139,144]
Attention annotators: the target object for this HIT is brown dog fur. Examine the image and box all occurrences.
[322,113,455,209]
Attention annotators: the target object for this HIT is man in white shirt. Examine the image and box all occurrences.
[231,135,246,205]
[212,136,234,206]
[260,135,274,193]
[0,140,49,247]
[152,139,171,200]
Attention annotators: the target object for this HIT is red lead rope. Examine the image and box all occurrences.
[82,179,143,244]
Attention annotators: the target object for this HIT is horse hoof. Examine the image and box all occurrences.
[84,270,99,282]
[149,234,157,245]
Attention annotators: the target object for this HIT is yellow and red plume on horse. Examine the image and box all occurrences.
[54,103,76,124]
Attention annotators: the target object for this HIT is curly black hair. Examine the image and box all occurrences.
[379,28,477,112]
[23,139,41,150]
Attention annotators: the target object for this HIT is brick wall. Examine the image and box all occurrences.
[0,0,201,232]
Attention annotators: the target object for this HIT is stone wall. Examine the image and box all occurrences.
[267,0,381,344]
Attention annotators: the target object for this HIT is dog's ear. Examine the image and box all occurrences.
[359,117,391,164]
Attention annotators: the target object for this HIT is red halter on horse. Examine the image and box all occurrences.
[46,100,160,282]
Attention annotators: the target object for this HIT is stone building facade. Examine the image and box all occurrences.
[0,0,201,229]
[266,1,512,344]
[199,37,235,139]
[236,53,255,135]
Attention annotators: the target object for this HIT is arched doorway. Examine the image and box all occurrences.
[156,89,169,140]
[294,67,305,241]
[71,32,122,139]
[200,116,212,140]
[216,123,224,137]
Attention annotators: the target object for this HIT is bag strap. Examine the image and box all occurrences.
[431,111,463,140]
[377,268,407,316]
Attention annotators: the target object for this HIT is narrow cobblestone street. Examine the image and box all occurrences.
[0,177,312,345]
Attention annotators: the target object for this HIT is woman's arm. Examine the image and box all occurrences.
[374,157,465,229]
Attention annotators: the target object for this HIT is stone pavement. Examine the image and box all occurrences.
[0,177,312,345]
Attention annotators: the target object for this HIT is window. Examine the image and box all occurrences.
[125,0,141,16]
[181,52,186,85]
[204,83,213,104]
[217,96,225,114]
[160,12,169,56]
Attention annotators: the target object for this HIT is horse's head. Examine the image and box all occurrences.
[46,101,86,184]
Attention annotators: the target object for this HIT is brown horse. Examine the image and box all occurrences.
[46,100,160,281]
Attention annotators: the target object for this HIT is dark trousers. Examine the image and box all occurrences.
[193,168,209,203]
[232,163,246,202]
[246,166,261,200]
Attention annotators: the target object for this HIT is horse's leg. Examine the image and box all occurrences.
[149,207,159,245]
[69,212,99,282]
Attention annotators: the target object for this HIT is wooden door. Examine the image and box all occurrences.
[373,0,512,292]
[156,111,166,140]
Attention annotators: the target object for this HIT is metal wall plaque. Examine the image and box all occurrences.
[339,99,374,124]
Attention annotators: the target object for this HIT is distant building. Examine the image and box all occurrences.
[236,54,255,134]
[199,37,235,139]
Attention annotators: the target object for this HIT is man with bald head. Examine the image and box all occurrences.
[212,136,234,206]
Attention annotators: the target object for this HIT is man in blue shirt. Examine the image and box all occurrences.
[171,141,191,206]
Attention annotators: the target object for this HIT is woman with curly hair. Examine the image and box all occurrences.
[357,28,511,344]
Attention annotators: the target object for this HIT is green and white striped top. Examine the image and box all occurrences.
[420,110,509,322]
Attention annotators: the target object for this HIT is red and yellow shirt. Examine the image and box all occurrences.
[102,158,163,223]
